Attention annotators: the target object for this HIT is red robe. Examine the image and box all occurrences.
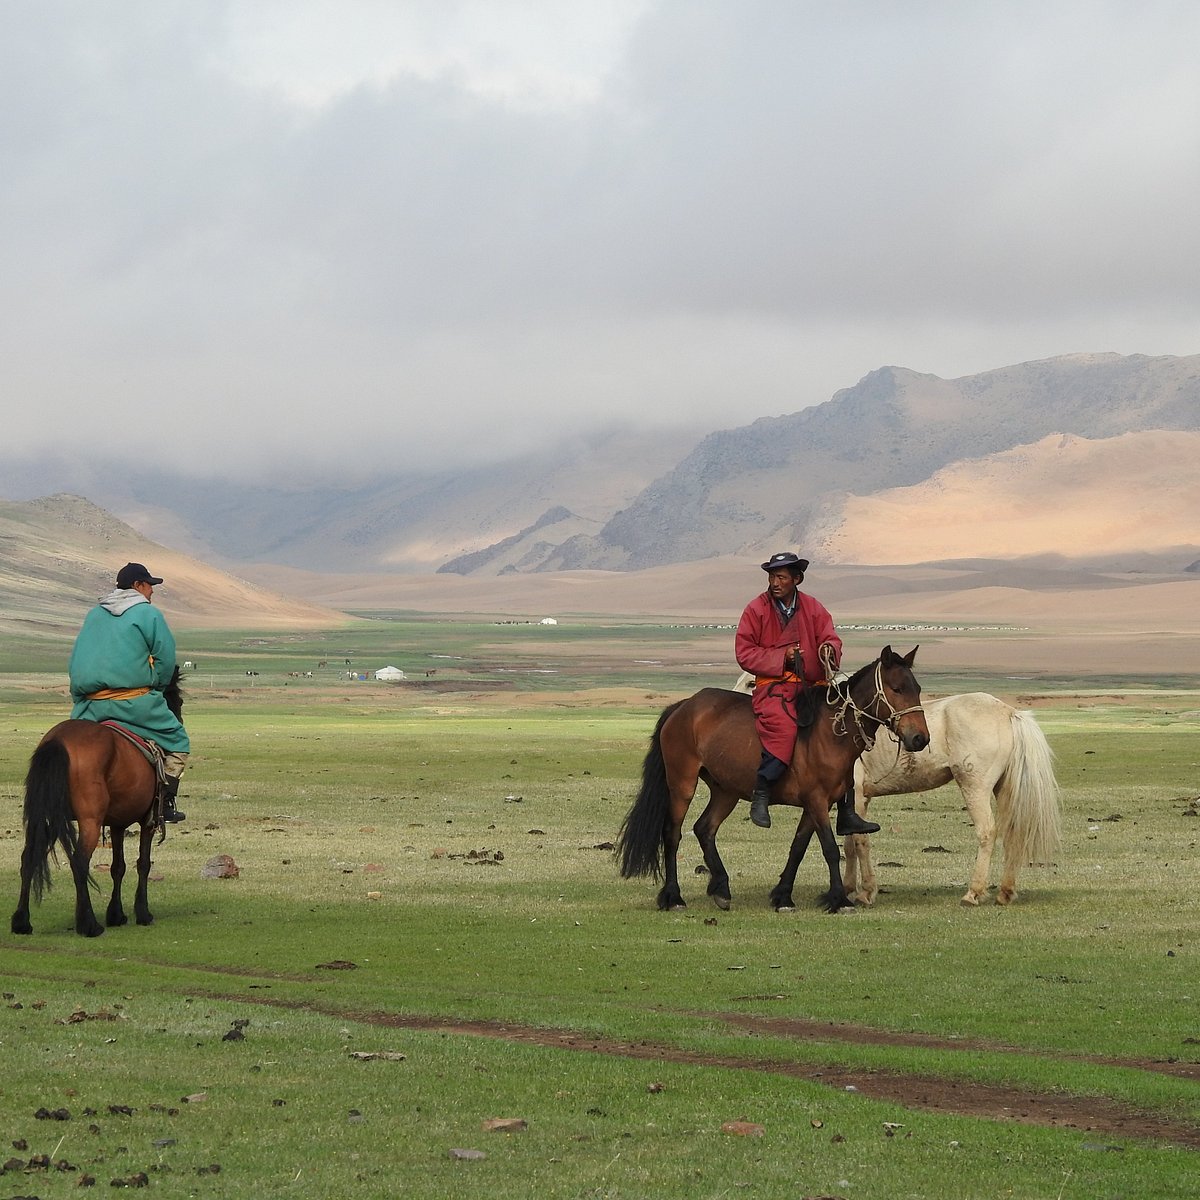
[735,590,842,762]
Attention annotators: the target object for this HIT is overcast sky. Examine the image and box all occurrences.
[3,1,1198,476]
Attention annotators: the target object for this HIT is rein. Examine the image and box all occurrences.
[828,660,923,752]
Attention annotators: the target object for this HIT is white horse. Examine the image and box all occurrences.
[733,675,1061,906]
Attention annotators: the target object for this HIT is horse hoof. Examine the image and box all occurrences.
[772,902,795,913]
[711,895,731,911]
[960,893,981,907]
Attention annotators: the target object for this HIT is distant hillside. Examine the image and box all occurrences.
[549,352,1200,569]
[3,353,1197,576]
[812,430,1200,564]
[2,425,704,574]
[0,495,352,642]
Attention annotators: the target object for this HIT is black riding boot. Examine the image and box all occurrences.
[749,783,772,829]
[835,786,878,836]
[162,775,186,823]
[750,751,788,829]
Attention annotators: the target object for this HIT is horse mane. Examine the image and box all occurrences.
[793,656,877,741]
[845,658,878,691]
[164,666,185,720]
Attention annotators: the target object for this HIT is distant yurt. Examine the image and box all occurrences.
[539,617,558,625]
[374,666,407,682]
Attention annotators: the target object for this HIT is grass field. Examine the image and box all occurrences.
[2,616,1198,1198]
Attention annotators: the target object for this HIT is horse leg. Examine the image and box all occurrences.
[957,776,998,907]
[996,779,1023,906]
[617,704,699,911]
[656,805,689,911]
[814,818,854,913]
[841,761,877,904]
[11,835,38,935]
[133,822,155,925]
[996,833,1021,906]
[71,820,105,937]
[692,789,739,910]
[652,742,708,911]
[106,825,128,927]
[843,829,878,906]
[769,815,815,912]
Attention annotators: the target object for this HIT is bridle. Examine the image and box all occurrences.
[829,659,924,751]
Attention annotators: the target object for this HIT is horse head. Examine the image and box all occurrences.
[874,645,929,752]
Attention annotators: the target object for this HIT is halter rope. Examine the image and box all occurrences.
[828,659,924,752]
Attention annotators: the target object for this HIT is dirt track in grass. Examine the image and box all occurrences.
[260,997,1200,1150]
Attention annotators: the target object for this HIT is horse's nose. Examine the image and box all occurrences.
[908,731,929,752]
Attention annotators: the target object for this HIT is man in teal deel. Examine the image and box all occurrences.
[68,562,190,822]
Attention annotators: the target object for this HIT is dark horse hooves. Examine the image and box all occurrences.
[11,914,33,936]
[819,889,857,914]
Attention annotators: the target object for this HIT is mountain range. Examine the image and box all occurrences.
[2,352,1198,579]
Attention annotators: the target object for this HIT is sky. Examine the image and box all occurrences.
[3,0,1198,477]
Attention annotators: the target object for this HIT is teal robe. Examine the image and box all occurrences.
[68,590,190,753]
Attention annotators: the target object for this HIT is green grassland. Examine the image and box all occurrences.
[1,615,1198,1198]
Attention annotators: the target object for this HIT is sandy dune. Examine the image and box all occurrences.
[823,431,1200,564]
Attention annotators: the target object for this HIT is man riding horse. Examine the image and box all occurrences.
[736,551,879,835]
[68,562,190,823]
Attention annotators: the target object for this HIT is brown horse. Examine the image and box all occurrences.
[11,669,184,938]
[617,647,929,912]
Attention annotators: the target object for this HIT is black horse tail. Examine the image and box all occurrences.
[22,738,79,903]
[616,701,684,881]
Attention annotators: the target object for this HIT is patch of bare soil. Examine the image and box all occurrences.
[251,1000,1200,1150]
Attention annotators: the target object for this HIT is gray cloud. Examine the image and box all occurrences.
[2,0,1198,476]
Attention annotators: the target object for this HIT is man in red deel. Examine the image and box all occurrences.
[735,551,879,835]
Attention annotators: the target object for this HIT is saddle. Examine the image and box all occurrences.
[99,720,169,827]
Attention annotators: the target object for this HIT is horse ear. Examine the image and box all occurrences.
[880,644,894,663]
[903,645,919,666]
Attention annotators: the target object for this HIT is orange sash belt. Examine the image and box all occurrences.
[755,672,801,687]
[86,686,151,701]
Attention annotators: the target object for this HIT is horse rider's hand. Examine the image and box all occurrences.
[819,643,838,675]
[785,647,802,673]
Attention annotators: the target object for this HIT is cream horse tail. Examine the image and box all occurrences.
[995,710,1062,866]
